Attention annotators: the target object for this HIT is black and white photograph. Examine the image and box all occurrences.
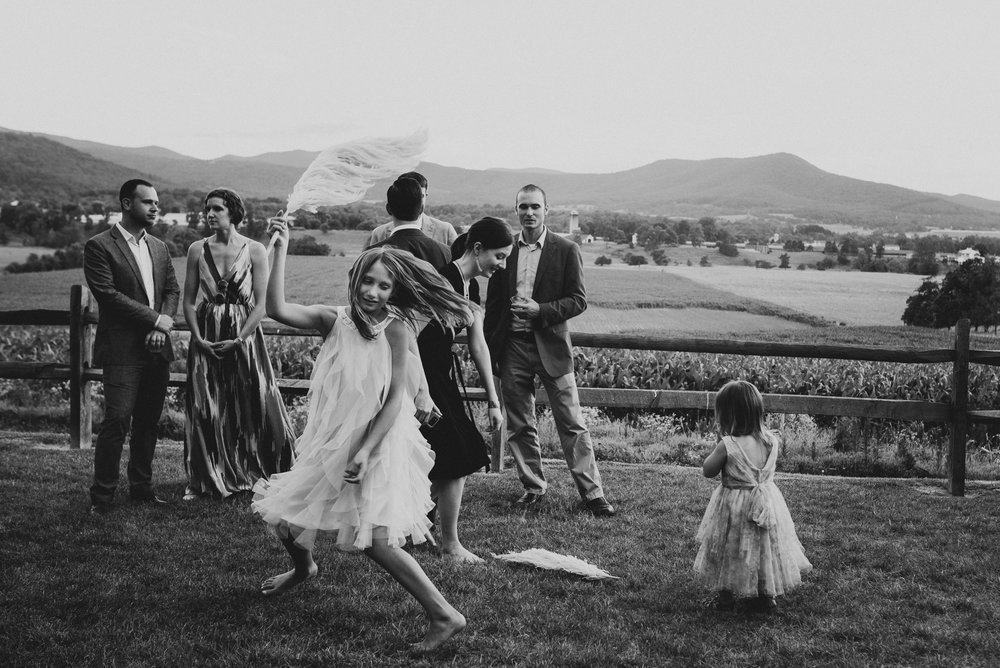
[2,1,999,666]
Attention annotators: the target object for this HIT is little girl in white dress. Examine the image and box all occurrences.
[252,219,472,653]
[694,380,812,610]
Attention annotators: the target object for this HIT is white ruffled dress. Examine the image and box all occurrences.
[251,307,435,552]
[694,435,812,597]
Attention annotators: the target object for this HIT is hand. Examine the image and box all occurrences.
[486,406,503,432]
[344,451,370,484]
[414,389,436,424]
[510,296,540,320]
[154,314,175,333]
[194,338,223,359]
[266,215,290,249]
[145,330,167,353]
[210,339,240,356]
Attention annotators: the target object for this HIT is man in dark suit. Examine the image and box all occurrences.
[484,184,615,517]
[83,179,180,514]
[367,176,450,271]
[364,171,458,249]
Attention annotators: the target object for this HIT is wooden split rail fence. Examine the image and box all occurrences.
[3,285,1000,496]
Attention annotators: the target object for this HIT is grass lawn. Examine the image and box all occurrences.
[2,432,999,667]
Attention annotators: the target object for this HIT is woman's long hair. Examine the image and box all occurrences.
[714,380,779,450]
[451,216,514,260]
[347,247,472,339]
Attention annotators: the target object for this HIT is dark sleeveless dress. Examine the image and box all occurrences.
[418,262,490,479]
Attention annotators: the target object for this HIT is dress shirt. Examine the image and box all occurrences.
[511,226,548,332]
[116,222,155,308]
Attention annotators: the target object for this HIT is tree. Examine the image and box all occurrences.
[907,237,940,276]
[594,255,612,266]
[901,279,940,327]
[778,253,790,269]
[933,257,1000,330]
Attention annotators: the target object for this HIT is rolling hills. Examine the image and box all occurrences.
[2,126,1000,228]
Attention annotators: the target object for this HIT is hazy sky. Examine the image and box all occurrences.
[3,1,998,198]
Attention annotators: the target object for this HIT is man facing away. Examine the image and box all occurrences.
[366,175,450,271]
[83,179,180,514]
[364,171,458,249]
[484,184,615,517]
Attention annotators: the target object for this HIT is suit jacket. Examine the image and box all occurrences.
[369,228,451,271]
[365,214,458,249]
[484,231,587,377]
[83,226,180,366]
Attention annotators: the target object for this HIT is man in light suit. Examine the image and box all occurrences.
[83,179,180,514]
[484,185,615,517]
[364,171,458,249]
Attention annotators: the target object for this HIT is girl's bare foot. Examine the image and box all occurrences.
[441,544,484,564]
[410,611,466,654]
[260,564,318,597]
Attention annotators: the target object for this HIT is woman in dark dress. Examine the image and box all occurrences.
[419,217,512,562]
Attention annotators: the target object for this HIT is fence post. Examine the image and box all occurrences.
[69,285,94,449]
[949,318,969,496]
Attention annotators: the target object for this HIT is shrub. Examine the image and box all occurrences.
[595,255,612,266]
[717,242,739,257]
[287,235,330,256]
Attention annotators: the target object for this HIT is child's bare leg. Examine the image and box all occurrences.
[261,534,318,596]
[435,477,483,563]
[364,538,465,653]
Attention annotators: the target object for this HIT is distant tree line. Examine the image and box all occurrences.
[902,257,1000,330]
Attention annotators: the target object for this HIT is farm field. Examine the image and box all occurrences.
[0,229,928,335]
[572,306,812,334]
[0,245,52,270]
[650,264,925,327]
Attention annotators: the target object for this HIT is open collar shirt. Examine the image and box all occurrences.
[511,226,548,332]
[116,222,155,308]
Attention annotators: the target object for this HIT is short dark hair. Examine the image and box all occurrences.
[517,184,547,207]
[119,179,154,207]
[205,187,246,225]
[451,216,514,259]
[398,171,428,190]
[386,177,424,222]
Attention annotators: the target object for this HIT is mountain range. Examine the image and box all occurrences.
[2,126,999,229]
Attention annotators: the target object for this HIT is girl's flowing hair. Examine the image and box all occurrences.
[348,247,472,340]
[714,380,779,450]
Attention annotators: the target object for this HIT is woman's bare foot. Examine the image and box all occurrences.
[410,611,466,654]
[441,544,484,564]
[260,564,318,597]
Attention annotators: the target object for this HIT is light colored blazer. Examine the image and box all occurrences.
[83,226,180,366]
[485,231,587,377]
[365,214,458,248]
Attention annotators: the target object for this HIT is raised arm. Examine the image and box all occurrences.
[344,319,411,483]
[265,217,336,336]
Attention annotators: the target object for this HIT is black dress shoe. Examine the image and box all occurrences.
[89,503,112,516]
[513,491,544,507]
[585,496,616,517]
[129,493,168,505]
